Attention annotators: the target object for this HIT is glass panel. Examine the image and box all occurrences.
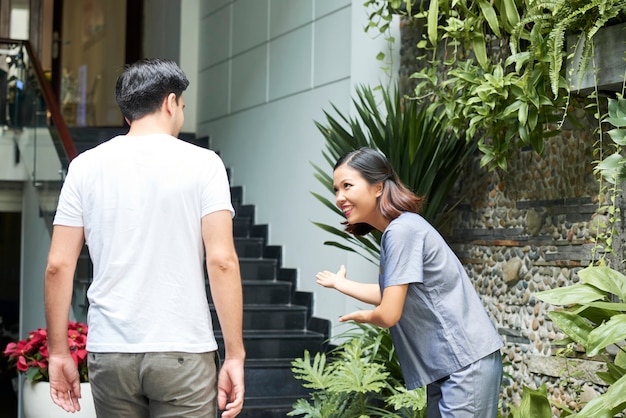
[60,0,127,127]
[3,42,65,224]
[1,39,87,322]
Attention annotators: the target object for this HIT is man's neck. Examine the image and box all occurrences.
[126,114,178,137]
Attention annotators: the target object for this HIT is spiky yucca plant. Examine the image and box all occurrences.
[311,84,476,264]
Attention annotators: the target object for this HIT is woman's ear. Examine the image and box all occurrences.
[375,182,384,198]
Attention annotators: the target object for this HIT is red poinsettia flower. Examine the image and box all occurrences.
[3,321,89,382]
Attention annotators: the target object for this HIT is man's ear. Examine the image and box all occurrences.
[164,93,177,114]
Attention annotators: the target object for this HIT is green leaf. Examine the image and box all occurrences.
[617,350,626,370]
[578,266,626,301]
[608,97,626,123]
[586,314,626,357]
[596,362,626,385]
[608,129,626,146]
[501,0,520,28]
[472,32,489,70]
[595,154,626,185]
[476,0,501,37]
[291,350,334,390]
[427,0,439,47]
[586,302,626,313]
[515,385,552,418]
[518,101,528,125]
[534,283,606,305]
[547,311,593,347]
[575,373,626,418]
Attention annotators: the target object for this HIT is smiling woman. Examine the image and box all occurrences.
[316,147,504,417]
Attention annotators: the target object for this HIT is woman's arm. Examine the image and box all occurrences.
[339,284,409,328]
[316,265,382,305]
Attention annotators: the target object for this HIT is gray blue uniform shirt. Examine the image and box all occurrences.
[379,212,503,389]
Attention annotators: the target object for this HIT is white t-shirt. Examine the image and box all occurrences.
[54,134,234,353]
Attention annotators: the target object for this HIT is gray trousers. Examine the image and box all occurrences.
[426,350,502,418]
[87,351,218,418]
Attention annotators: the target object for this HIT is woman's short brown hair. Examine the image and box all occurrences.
[334,148,423,236]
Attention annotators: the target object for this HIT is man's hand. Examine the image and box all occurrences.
[217,357,245,418]
[48,353,82,412]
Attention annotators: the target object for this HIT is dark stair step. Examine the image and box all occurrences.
[239,258,278,281]
[211,304,308,331]
[242,280,293,304]
[233,217,252,237]
[215,330,325,360]
[234,237,264,257]
[207,280,293,305]
[238,405,293,418]
[238,359,308,417]
[206,258,277,281]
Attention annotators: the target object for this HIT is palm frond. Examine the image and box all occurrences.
[311,83,475,261]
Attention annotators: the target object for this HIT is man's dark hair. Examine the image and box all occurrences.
[115,58,189,122]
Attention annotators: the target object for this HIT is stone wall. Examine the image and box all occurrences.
[399,17,622,414]
[446,123,609,412]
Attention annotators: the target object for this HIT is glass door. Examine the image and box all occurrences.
[51,0,142,127]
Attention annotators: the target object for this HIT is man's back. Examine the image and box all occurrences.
[45,58,244,417]
[54,134,234,353]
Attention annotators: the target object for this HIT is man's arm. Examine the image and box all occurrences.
[44,225,85,412]
[202,210,245,418]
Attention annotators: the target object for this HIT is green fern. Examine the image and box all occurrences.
[290,325,427,417]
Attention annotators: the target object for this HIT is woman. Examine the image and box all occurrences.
[316,147,503,418]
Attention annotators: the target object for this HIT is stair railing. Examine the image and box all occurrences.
[1,38,77,224]
[0,38,87,321]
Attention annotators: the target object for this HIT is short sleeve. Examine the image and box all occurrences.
[380,219,424,287]
[201,152,235,218]
[53,157,85,227]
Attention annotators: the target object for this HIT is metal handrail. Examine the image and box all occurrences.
[0,37,78,162]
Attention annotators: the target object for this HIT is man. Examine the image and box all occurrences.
[44,58,245,417]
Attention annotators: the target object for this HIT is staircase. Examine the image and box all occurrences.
[70,128,330,417]
[214,184,330,416]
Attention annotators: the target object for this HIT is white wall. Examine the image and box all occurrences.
[143,0,181,62]
[180,0,200,132]
[19,181,50,336]
[196,0,399,337]
[0,137,28,182]
[144,0,199,134]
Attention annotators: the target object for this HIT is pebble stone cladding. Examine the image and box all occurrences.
[398,17,624,415]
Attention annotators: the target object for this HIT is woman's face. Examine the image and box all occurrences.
[333,164,383,227]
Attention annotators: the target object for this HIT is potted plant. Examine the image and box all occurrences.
[3,321,95,418]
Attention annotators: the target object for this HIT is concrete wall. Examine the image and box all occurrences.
[195,0,400,332]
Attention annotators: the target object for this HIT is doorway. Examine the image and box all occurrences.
[0,211,20,418]
[49,0,142,127]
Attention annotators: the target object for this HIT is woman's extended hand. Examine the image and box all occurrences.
[316,265,347,289]
[339,309,373,324]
